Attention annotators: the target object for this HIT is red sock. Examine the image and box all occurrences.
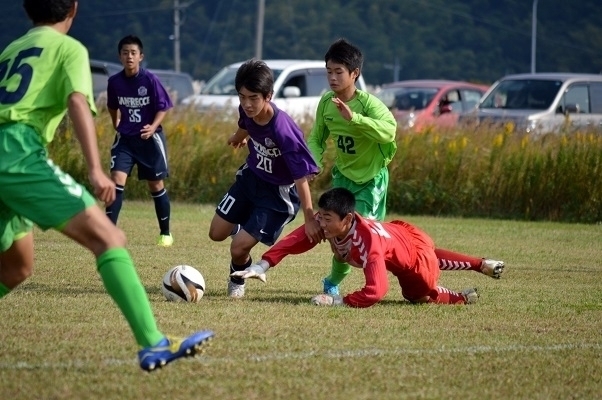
[435,248,482,272]
[429,286,466,304]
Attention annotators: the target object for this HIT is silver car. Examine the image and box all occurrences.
[460,73,602,134]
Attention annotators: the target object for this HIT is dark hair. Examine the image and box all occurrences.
[318,188,356,220]
[23,0,74,24]
[324,38,363,81]
[235,59,274,98]
[118,35,144,54]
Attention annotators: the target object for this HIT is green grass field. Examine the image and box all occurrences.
[1,201,601,400]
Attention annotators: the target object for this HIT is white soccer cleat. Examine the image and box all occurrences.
[461,288,479,304]
[480,259,505,279]
[227,281,245,298]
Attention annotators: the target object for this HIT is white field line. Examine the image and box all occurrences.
[1,342,600,370]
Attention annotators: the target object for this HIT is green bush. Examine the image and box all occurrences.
[48,108,602,223]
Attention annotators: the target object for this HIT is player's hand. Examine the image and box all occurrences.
[228,134,248,148]
[331,97,353,121]
[229,263,268,283]
[305,218,325,243]
[140,124,155,139]
[89,169,116,206]
[311,294,343,306]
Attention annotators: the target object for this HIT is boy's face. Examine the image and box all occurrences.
[238,86,271,118]
[326,61,359,94]
[119,44,143,72]
[317,209,353,239]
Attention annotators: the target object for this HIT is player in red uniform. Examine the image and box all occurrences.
[232,187,493,307]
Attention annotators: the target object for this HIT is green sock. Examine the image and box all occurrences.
[326,257,352,285]
[0,282,10,299]
[97,248,164,348]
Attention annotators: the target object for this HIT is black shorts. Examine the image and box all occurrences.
[110,131,169,181]
[215,164,300,246]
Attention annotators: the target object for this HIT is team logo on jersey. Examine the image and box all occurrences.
[264,138,275,148]
[138,86,148,96]
[251,138,281,158]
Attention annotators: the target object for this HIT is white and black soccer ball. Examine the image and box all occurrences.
[161,265,206,303]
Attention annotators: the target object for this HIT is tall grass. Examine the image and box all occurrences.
[390,126,602,222]
[49,107,602,223]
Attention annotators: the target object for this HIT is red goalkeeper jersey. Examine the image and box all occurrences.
[261,213,440,307]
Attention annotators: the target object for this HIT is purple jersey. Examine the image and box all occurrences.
[107,69,173,136]
[238,104,319,186]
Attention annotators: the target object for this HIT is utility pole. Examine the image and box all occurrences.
[173,0,181,72]
[173,0,194,72]
[531,0,538,74]
[384,57,401,82]
[255,0,265,59]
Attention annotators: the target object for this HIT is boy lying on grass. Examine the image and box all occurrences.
[232,187,504,307]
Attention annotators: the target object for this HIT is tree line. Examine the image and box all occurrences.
[1,0,601,86]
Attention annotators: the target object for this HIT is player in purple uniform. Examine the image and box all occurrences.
[105,35,175,247]
[208,59,322,298]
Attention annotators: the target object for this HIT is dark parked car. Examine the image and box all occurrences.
[375,80,489,131]
[90,59,122,100]
[147,68,195,105]
[90,59,194,105]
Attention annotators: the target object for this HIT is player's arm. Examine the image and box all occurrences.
[68,92,115,205]
[294,176,323,244]
[142,75,173,138]
[230,222,320,282]
[306,95,331,170]
[105,79,120,130]
[312,233,389,307]
[140,110,167,139]
[341,258,389,308]
[349,95,397,144]
[228,127,249,148]
[312,258,389,308]
[107,107,119,130]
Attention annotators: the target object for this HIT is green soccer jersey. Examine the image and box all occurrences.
[0,26,96,145]
[307,89,397,185]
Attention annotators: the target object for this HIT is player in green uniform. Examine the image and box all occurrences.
[307,38,397,295]
[0,0,213,371]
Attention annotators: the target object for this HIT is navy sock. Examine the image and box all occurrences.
[152,188,170,235]
[230,257,252,285]
[105,184,124,224]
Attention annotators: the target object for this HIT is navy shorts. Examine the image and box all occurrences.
[110,131,169,181]
[216,164,300,246]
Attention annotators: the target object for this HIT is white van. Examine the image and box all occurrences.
[182,59,367,122]
[460,73,602,134]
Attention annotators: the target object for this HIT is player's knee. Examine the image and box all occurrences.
[208,229,224,242]
[0,262,33,289]
[104,226,127,247]
[208,225,229,242]
[85,225,127,256]
[16,264,33,285]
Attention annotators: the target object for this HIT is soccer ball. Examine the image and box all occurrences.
[161,265,206,303]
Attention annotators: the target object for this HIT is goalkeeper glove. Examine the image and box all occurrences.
[311,293,344,306]
[229,260,269,283]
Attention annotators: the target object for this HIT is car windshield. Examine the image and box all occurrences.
[480,79,562,110]
[376,87,438,110]
[201,66,283,95]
